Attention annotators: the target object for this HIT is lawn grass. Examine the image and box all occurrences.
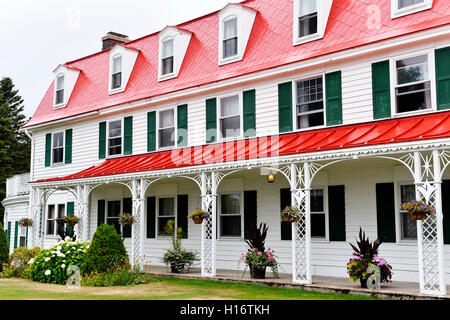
[0,277,378,300]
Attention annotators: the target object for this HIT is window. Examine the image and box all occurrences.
[55,75,64,105]
[220,95,241,139]
[52,132,64,164]
[158,197,175,236]
[108,120,122,156]
[46,204,65,236]
[298,0,317,38]
[310,189,326,238]
[223,17,238,59]
[158,109,175,148]
[19,226,27,247]
[296,76,324,129]
[107,200,121,235]
[220,193,241,237]
[392,0,433,19]
[111,56,122,90]
[162,39,174,76]
[399,184,417,240]
[398,0,424,9]
[395,55,431,114]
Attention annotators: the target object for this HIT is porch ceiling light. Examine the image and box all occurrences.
[267,174,275,183]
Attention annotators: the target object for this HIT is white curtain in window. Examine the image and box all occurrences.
[300,0,317,15]
[221,96,239,117]
[224,18,237,39]
[113,56,122,74]
[163,39,174,58]
[56,76,64,91]
[159,110,174,128]
[398,0,424,9]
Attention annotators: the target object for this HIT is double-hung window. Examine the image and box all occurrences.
[19,225,27,247]
[296,76,324,129]
[52,132,64,164]
[310,189,326,239]
[220,95,240,139]
[108,120,122,156]
[46,204,65,236]
[55,75,65,106]
[111,56,122,90]
[158,197,175,236]
[107,200,121,235]
[298,0,317,38]
[162,39,174,76]
[219,193,242,237]
[223,17,238,59]
[395,54,432,114]
[158,109,175,148]
[399,184,417,240]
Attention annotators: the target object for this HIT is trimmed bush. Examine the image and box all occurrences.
[82,265,152,287]
[9,246,40,278]
[0,224,9,272]
[81,224,129,275]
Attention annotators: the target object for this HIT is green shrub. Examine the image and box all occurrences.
[81,224,129,275]
[8,246,40,278]
[0,224,9,272]
[81,264,153,287]
[30,238,89,284]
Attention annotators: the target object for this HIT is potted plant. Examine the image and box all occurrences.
[401,200,436,221]
[280,206,302,223]
[64,215,80,227]
[188,209,209,224]
[18,218,33,227]
[240,223,279,279]
[347,228,393,288]
[161,220,198,273]
[119,213,135,226]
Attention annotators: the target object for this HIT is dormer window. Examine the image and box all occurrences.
[391,0,433,18]
[223,17,238,59]
[55,75,65,106]
[298,0,318,38]
[162,39,174,76]
[111,56,122,90]
[293,0,333,46]
[398,0,424,9]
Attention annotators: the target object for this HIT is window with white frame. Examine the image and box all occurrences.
[296,76,324,129]
[52,132,64,164]
[220,193,241,237]
[310,189,326,238]
[398,0,424,9]
[158,109,175,148]
[161,39,174,76]
[107,200,121,235]
[19,225,27,247]
[399,184,417,240]
[392,0,433,19]
[158,197,175,236]
[46,204,65,236]
[111,56,122,90]
[55,75,65,105]
[108,119,122,156]
[223,17,238,59]
[220,95,241,139]
[298,0,318,38]
[395,54,431,114]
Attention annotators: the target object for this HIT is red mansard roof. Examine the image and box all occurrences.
[32,111,450,183]
[26,0,450,128]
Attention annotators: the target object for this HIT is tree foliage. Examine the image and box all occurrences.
[0,223,9,271]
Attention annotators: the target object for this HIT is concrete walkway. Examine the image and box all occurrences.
[144,265,450,300]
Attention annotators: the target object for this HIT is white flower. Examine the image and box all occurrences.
[45,257,51,262]
[45,270,51,276]
[64,236,71,242]
[28,258,35,265]
[57,246,62,250]
[61,264,66,269]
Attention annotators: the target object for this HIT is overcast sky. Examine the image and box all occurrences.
[0,0,232,118]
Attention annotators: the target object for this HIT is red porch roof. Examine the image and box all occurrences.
[32,111,450,184]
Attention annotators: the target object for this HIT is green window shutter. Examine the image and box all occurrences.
[376,183,396,243]
[435,47,450,110]
[243,89,256,138]
[45,133,52,167]
[122,198,132,238]
[147,197,156,238]
[325,71,343,126]
[206,98,217,144]
[65,129,73,164]
[7,222,11,250]
[14,221,18,249]
[442,180,450,244]
[97,200,105,227]
[124,116,133,155]
[25,227,28,248]
[99,122,106,159]
[244,191,258,240]
[66,201,75,235]
[280,188,292,240]
[177,195,189,239]
[147,111,156,152]
[328,185,346,241]
[278,82,293,133]
[177,104,188,147]
[372,61,391,119]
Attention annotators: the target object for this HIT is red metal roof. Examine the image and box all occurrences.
[32,111,450,183]
[25,0,450,128]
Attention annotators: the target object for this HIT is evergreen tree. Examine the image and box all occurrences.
[0,223,9,271]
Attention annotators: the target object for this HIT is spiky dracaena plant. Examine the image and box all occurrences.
[349,227,382,259]
[244,223,268,252]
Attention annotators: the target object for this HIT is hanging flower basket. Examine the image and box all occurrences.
[64,215,80,227]
[188,209,209,225]
[401,201,435,221]
[280,206,302,223]
[18,218,33,227]
[119,213,135,226]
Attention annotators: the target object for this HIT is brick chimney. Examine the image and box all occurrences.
[102,32,130,50]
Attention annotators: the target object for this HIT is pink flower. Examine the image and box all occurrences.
[257,251,262,256]
[268,256,273,261]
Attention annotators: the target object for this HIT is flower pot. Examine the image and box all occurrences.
[192,217,204,225]
[249,266,266,279]
[170,264,185,273]
[360,277,368,289]
[282,216,297,223]
[411,212,427,221]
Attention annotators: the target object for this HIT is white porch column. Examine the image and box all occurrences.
[414,150,446,296]
[75,184,91,241]
[290,163,312,284]
[131,179,146,268]
[200,172,217,277]
[40,190,48,249]
[30,188,42,247]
